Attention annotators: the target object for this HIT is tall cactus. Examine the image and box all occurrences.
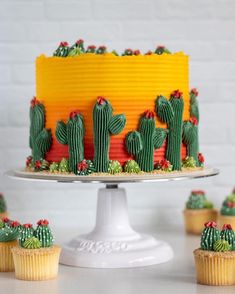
[93,97,126,172]
[125,110,168,172]
[56,110,85,174]
[155,90,184,170]
[29,97,52,162]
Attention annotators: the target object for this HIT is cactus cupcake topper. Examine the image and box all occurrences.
[29,97,52,163]
[155,45,171,55]
[19,223,34,247]
[93,97,126,172]
[68,39,85,56]
[34,219,53,247]
[201,221,220,250]
[56,110,85,174]
[221,224,235,250]
[0,219,20,242]
[125,110,168,172]
[53,41,70,57]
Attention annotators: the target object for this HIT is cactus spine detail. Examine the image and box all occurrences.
[125,110,168,172]
[93,97,126,172]
[155,90,184,170]
[29,97,52,162]
[56,111,85,174]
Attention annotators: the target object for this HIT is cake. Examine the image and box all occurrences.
[218,190,235,229]
[11,219,61,281]
[194,222,235,286]
[183,190,217,234]
[25,40,205,176]
[0,218,20,272]
[0,193,8,220]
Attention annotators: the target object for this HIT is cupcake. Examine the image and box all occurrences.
[194,222,235,286]
[11,219,61,281]
[0,218,20,272]
[183,190,218,234]
[0,193,8,220]
[218,192,235,228]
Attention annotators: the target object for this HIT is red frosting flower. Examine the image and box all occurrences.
[2,217,9,223]
[60,41,69,47]
[157,45,165,50]
[145,50,153,55]
[77,159,88,171]
[70,110,80,119]
[30,97,40,108]
[171,89,183,99]
[97,96,106,105]
[11,221,20,228]
[144,110,155,119]
[204,221,217,228]
[222,224,233,230]
[134,50,141,55]
[191,190,205,196]
[37,219,49,226]
[87,45,96,50]
[26,156,32,167]
[227,201,235,208]
[34,160,41,169]
[23,223,33,228]
[198,153,205,163]
[191,88,199,97]
[189,116,198,126]
[76,39,84,45]
[159,159,171,169]
[98,45,106,50]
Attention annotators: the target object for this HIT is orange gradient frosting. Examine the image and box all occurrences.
[36,52,189,163]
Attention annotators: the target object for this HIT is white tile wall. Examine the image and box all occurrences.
[0,0,234,228]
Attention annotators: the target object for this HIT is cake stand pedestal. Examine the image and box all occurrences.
[8,167,219,268]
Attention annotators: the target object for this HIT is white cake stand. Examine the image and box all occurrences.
[7,167,218,268]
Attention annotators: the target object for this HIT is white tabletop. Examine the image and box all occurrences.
[1,226,235,294]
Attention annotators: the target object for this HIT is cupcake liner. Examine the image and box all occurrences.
[218,214,235,230]
[183,209,218,235]
[11,245,61,281]
[0,240,17,272]
[194,249,235,285]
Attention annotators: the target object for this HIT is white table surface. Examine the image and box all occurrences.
[1,226,235,294]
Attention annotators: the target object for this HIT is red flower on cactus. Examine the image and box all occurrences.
[77,159,88,171]
[70,110,80,119]
[23,223,33,228]
[191,88,199,97]
[11,221,20,228]
[191,190,205,196]
[37,219,49,226]
[97,96,106,105]
[171,89,183,99]
[76,39,84,45]
[156,45,165,50]
[98,46,106,50]
[159,159,171,169]
[144,110,155,119]
[198,153,205,163]
[204,221,217,228]
[227,201,235,208]
[189,116,198,126]
[30,97,40,108]
[3,217,9,223]
[134,50,141,55]
[60,41,69,47]
[88,45,96,50]
[222,224,233,230]
[145,50,153,55]
[26,156,32,167]
[34,160,41,169]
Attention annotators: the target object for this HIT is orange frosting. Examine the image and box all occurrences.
[36,52,189,163]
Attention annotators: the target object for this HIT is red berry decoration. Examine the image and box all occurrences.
[222,224,233,230]
[97,96,106,105]
[11,221,20,228]
[171,89,183,99]
[34,160,41,169]
[144,110,154,119]
[37,219,49,226]
[23,223,33,228]
[204,221,217,228]
[26,156,32,167]
[70,110,80,119]
[2,217,9,223]
[60,41,69,47]
[190,88,199,97]
[30,97,40,108]
[77,159,89,171]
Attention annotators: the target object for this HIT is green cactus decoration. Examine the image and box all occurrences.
[0,220,20,242]
[124,160,141,173]
[34,159,50,172]
[200,221,220,251]
[155,90,184,170]
[96,46,107,54]
[93,97,126,172]
[155,46,171,55]
[58,158,70,173]
[49,162,59,173]
[108,160,122,175]
[53,41,70,57]
[77,159,95,176]
[19,224,34,247]
[86,45,96,53]
[23,237,42,249]
[111,50,119,56]
[125,110,168,172]
[68,39,85,56]
[122,49,133,56]
[221,194,235,216]
[29,97,52,162]
[190,88,199,121]
[56,111,85,174]
[182,156,196,168]
[183,117,199,165]
[34,219,53,248]
[220,224,235,249]
[0,193,7,213]
[213,239,231,252]
[186,190,213,209]
[155,159,172,172]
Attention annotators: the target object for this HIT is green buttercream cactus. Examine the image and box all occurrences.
[86,45,96,53]
[19,223,34,247]
[108,160,122,175]
[58,158,70,173]
[49,162,59,173]
[68,39,85,56]
[213,239,231,252]
[0,219,20,242]
[77,159,95,176]
[53,41,70,57]
[34,159,50,172]
[29,97,52,162]
[186,190,213,209]
[124,160,141,173]
[93,97,126,172]
[126,110,168,172]
[155,159,172,172]
[111,50,119,56]
[122,49,134,56]
[220,224,235,249]
[155,90,184,170]
[96,46,107,54]
[182,156,196,168]
[23,237,42,249]
[221,194,235,216]
[200,221,220,251]
[155,46,171,55]
[34,219,53,248]
[56,110,85,174]
[0,193,7,213]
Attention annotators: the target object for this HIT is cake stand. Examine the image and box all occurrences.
[7,167,218,268]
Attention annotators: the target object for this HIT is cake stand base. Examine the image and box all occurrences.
[60,185,173,268]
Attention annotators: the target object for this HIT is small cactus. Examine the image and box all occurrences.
[68,39,85,56]
[58,158,70,173]
[23,237,42,249]
[96,46,107,54]
[122,49,133,56]
[53,41,70,57]
[56,111,85,174]
[124,160,141,173]
[86,45,96,53]
[182,156,196,168]
[34,159,50,172]
[155,46,171,55]
[155,159,172,172]
[220,224,235,249]
[19,223,34,247]
[213,239,231,252]
[34,219,53,248]
[77,159,95,176]
[49,162,59,173]
[200,221,220,251]
[108,160,122,175]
